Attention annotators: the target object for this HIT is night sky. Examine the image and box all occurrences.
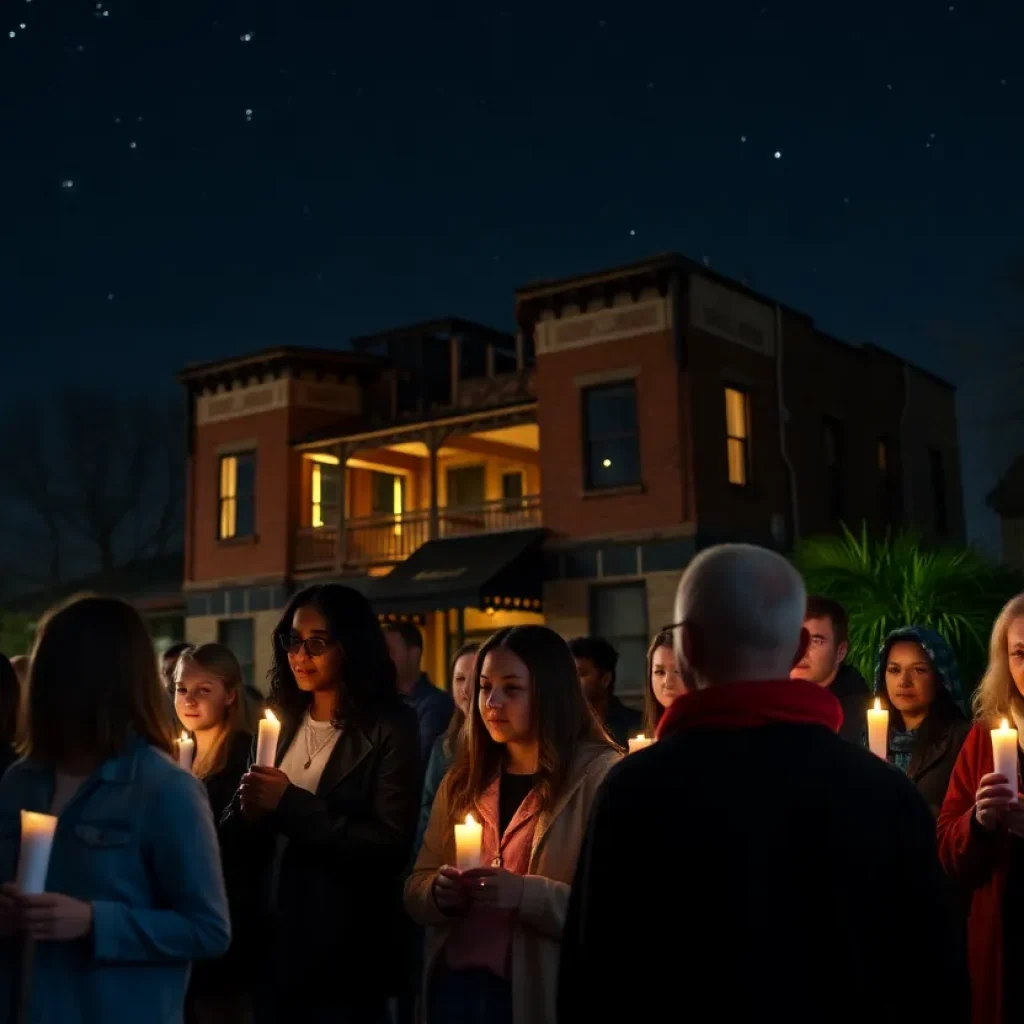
[2,0,1021,548]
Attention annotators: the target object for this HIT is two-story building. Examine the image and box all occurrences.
[180,254,965,697]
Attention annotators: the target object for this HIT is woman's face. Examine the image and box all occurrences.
[451,652,476,717]
[884,641,938,721]
[478,647,533,746]
[174,662,235,733]
[651,644,684,710]
[1007,615,1024,699]
[287,604,343,693]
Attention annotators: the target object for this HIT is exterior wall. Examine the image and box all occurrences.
[185,609,282,695]
[1002,517,1024,570]
[534,291,690,541]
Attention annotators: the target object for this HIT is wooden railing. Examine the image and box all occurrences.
[293,495,542,571]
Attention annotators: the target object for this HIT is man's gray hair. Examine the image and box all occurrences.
[675,544,806,683]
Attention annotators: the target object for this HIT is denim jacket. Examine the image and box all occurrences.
[0,735,230,1024]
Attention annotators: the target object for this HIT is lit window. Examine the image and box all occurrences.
[310,457,340,529]
[218,452,256,539]
[724,387,750,486]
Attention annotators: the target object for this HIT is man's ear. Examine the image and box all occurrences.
[836,640,849,665]
[792,627,810,669]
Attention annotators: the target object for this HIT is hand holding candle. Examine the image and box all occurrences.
[992,718,1018,801]
[17,811,57,895]
[177,731,194,772]
[255,709,281,767]
[867,698,889,759]
[454,813,483,871]
[628,734,653,754]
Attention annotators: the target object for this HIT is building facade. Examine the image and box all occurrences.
[181,256,965,696]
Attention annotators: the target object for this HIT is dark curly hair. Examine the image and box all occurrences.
[267,584,399,728]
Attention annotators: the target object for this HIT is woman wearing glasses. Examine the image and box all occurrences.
[222,583,421,1024]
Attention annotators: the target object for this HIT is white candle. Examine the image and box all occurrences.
[992,718,1018,800]
[16,811,57,895]
[255,709,281,768]
[628,734,654,754]
[177,731,194,772]
[454,812,483,871]
[867,698,889,759]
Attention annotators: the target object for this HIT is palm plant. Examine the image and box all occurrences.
[794,523,1023,693]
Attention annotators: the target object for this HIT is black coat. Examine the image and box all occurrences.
[221,701,421,1011]
[558,721,968,1024]
[906,714,972,817]
[830,663,870,745]
[603,694,643,749]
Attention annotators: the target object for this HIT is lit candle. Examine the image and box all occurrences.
[867,698,889,759]
[628,734,654,754]
[17,811,57,895]
[177,731,194,772]
[255,709,281,768]
[991,718,1018,800]
[454,812,483,871]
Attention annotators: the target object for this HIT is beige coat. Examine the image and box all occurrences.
[404,742,621,1024]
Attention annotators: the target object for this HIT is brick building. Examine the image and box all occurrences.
[180,254,964,696]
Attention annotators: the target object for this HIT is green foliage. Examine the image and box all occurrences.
[0,612,35,659]
[794,523,1024,693]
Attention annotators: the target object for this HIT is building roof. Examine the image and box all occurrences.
[350,316,514,348]
[989,455,1024,518]
[178,345,382,392]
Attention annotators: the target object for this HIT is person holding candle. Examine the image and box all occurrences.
[221,583,420,1024]
[872,626,971,815]
[560,544,968,1024]
[173,643,254,1024]
[405,624,620,1024]
[0,594,230,1024]
[641,629,686,735]
[938,593,1024,1023]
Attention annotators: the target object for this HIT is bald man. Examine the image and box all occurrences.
[559,544,967,1024]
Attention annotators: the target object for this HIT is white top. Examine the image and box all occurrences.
[51,772,87,816]
[278,712,342,794]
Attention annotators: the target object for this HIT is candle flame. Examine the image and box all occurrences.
[1002,718,1010,730]
[265,709,278,725]
[634,734,646,742]
[874,698,881,711]
[180,730,189,743]
[464,813,476,826]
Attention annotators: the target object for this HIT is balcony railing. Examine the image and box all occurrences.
[294,495,542,571]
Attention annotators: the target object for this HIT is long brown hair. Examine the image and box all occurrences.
[23,594,174,762]
[442,642,479,758]
[174,643,248,779]
[642,630,674,735]
[445,625,614,826]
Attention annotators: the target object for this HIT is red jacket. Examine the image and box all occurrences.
[937,722,1017,1024]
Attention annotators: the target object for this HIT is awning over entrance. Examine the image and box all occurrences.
[365,528,545,615]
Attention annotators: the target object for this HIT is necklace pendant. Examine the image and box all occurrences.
[304,759,312,769]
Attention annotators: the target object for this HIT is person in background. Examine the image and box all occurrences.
[162,641,192,693]
[873,626,970,815]
[174,644,254,1024]
[0,595,230,1024]
[559,544,967,1024]
[938,593,1024,1024]
[406,625,620,1024]
[641,630,686,736]
[223,583,421,1023]
[569,636,640,748]
[790,596,869,745]
[418,643,479,851]
[0,654,20,777]
[385,622,454,763]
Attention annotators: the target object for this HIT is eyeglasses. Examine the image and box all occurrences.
[277,634,333,658]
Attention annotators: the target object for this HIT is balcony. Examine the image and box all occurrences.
[294,495,542,571]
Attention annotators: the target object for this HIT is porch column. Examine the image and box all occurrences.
[332,442,348,575]
[428,429,440,541]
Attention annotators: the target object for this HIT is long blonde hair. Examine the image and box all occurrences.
[174,643,247,779]
[972,593,1024,724]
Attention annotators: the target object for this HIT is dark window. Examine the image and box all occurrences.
[501,471,524,501]
[877,437,903,528]
[589,583,648,695]
[930,449,948,535]
[371,471,404,517]
[218,617,255,689]
[582,381,641,490]
[724,387,751,486]
[823,417,845,522]
[447,465,486,508]
[218,451,256,539]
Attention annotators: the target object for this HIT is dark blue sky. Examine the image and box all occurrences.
[2,0,1021,547]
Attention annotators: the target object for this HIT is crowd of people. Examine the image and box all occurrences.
[0,545,1022,1023]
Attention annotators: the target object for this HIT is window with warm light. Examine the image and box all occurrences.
[371,471,405,535]
[582,381,641,490]
[724,387,750,487]
[309,455,341,529]
[218,451,256,539]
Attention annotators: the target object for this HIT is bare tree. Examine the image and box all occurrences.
[0,390,184,594]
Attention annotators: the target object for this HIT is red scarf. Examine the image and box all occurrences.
[656,678,843,741]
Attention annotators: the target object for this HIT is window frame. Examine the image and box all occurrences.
[581,380,642,492]
[217,617,255,690]
[588,581,649,697]
[217,451,256,540]
[723,386,751,487]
